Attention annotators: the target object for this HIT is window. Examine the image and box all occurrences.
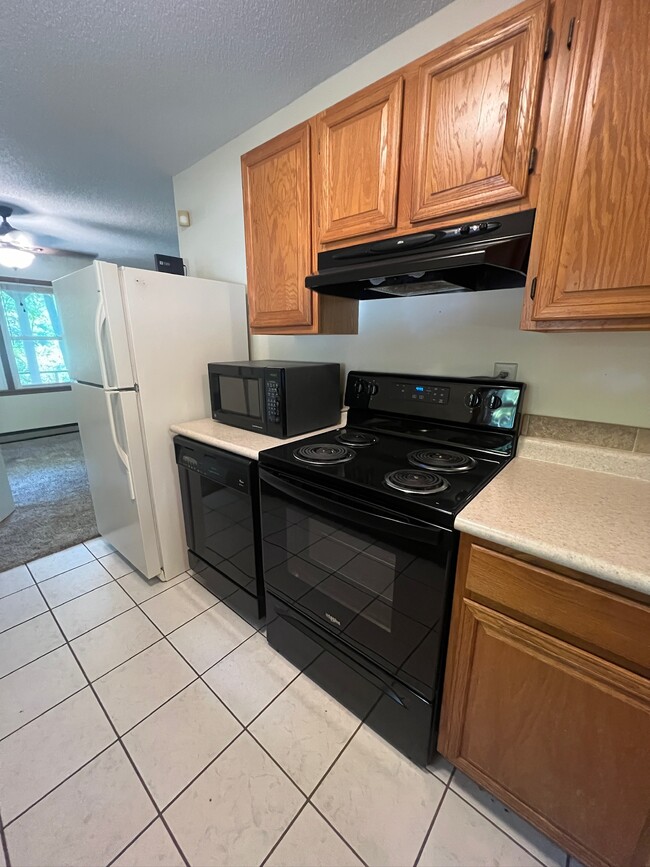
[0,283,71,391]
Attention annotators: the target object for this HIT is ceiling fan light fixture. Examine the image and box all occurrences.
[0,247,35,269]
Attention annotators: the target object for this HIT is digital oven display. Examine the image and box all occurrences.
[394,382,450,406]
[218,376,261,419]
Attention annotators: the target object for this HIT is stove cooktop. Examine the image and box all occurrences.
[260,424,508,527]
[259,371,525,528]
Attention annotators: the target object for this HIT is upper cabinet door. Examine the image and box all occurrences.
[241,123,313,329]
[409,0,549,224]
[314,76,403,244]
[529,0,650,323]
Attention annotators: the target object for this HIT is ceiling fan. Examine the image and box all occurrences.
[0,204,95,269]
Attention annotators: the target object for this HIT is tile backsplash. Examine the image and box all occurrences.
[522,415,650,453]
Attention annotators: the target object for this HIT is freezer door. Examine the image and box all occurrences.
[53,261,135,388]
[74,383,161,578]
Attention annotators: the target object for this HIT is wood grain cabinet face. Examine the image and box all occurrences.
[439,537,650,867]
[314,76,403,244]
[241,124,313,329]
[528,0,650,324]
[409,0,549,224]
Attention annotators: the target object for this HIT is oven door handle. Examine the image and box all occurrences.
[259,467,443,544]
[277,605,407,708]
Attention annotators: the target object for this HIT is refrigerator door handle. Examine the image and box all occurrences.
[105,391,136,500]
[94,297,111,389]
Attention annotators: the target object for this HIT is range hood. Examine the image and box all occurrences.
[306,210,535,300]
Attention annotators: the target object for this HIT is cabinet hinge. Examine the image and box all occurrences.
[543,26,553,59]
[566,17,576,49]
[528,146,538,174]
[530,277,538,300]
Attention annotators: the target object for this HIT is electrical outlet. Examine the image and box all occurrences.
[493,362,518,381]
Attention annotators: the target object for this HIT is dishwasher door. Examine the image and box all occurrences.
[174,435,264,616]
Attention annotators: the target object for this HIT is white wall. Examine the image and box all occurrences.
[173,0,650,428]
[0,390,76,435]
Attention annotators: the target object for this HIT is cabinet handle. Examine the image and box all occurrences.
[530,277,538,300]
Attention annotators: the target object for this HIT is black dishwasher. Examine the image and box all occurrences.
[174,435,265,618]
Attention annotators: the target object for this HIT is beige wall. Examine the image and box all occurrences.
[173,0,650,428]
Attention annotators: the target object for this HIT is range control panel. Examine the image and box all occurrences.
[345,371,525,431]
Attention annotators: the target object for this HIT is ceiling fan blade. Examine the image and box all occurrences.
[0,240,96,260]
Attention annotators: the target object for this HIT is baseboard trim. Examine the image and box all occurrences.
[0,423,79,444]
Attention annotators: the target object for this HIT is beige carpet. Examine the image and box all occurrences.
[0,433,98,572]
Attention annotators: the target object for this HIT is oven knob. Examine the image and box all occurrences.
[369,383,379,396]
[352,379,365,396]
[459,224,471,235]
[488,394,502,409]
[465,391,481,408]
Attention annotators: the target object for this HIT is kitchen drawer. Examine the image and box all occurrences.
[464,543,650,675]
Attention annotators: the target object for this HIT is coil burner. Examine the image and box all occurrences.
[293,443,356,465]
[408,448,476,473]
[335,430,378,447]
[384,469,449,495]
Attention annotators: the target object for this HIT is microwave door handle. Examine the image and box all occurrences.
[260,468,440,544]
[277,607,406,708]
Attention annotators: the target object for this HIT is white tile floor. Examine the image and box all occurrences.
[0,540,573,867]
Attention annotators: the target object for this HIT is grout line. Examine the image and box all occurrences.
[0,603,50,637]
[259,800,310,867]
[37,555,112,586]
[0,806,11,867]
[3,740,119,828]
[0,677,88,745]
[0,581,38,603]
[447,782,553,867]
[413,770,454,866]
[116,572,192,606]
[104,815,159,867]
[42,577,116,611]
[27,574,193,867]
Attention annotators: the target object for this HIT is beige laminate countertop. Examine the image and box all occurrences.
[455,447,650,596]
[170,414,347,460]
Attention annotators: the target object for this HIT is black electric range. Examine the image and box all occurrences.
[258,370,525,765]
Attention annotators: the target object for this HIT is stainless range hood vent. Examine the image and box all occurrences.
[306,210,535,300]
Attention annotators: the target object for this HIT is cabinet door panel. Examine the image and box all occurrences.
[410,0,548,223]
[441,599,650,867]
[530,0,650,321]
[315,76,403,243]
[242,124,313,329]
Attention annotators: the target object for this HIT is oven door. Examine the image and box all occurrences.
[259,466,455,699]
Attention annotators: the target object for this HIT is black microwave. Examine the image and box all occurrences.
[208,360,341,438]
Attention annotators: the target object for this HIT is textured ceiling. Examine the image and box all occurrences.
[1,0,451,270]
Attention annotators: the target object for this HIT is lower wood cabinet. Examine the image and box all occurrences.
[439,536,650,867]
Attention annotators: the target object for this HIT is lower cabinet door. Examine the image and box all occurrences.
[439,599,650,867]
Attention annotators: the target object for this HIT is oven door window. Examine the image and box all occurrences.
[260,477,454,697]
[191,474,256,593]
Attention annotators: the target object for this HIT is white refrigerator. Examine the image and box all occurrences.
[54,261,248,580]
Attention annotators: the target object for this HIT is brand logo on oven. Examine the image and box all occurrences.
[325,612,341,626]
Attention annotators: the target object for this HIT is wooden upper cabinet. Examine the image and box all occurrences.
[524,0,650,327]
[408,0,549,224]
[313,75,403,244]
[241,123,314,330]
